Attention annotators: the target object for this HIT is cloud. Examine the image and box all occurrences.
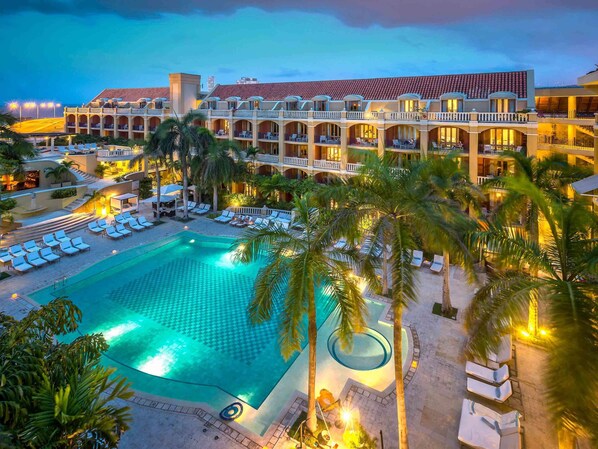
[5,0,597,27]
[267,68,316,78]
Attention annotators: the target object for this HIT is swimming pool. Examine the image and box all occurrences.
[29,232,409,435]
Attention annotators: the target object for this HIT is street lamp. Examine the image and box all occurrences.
[23,102,37,119]
[8,102,21,121]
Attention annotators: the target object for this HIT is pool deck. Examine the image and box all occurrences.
[0,214,560,449]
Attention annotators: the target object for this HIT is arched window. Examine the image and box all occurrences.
[343,94,364,111]
[489,92,517,113]
[440,93,466,112]
[397,94,421,112]
[312,95,331,111]
[248,96,263,110]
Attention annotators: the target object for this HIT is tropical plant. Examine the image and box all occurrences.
[465,183,598,448]
[485,151,591,336]
[0,113,36,179]
[325,155,475,448]
[154,111,208,219]
[131,133,166,217]
[94,163,107,178]
[0,298,133,448]
[191,137,244,211]
[233,195,367,434]
[44,164,69,184]
[50,187,77,199]
[422,153,482,314]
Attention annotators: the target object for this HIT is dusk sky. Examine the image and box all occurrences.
[2,0,597,105]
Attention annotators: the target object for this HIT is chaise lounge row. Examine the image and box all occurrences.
[88,216,153,239]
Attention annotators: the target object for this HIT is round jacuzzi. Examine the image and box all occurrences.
[327,327,392,371]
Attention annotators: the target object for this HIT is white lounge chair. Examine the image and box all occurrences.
[467,378,513,403]
[106,226,124,239]
[488,334,513,365]
[410,250,423,268]
[122,211,133,221]
[60,240,79,255]
[138,216,154,228]
[466,362,510,385]
[54,230,70,243]
[9,244,28,258]
[128,218,145,231]
[72,237,91,251]
[24,240,42,253]
[12,256,33,273]
[430,254,444,273]
[177,201,196,212]
[26,251,48,267]
[266,211,279,221]
[0,252,13,266]
[115,223,132,237]
[88,221,104,234]
[40,247,60,263]
[333,239,348,250]
[43,234,61,248]
[214,210,233,223]
[114,214,128,225]
[458,399,521,449]
[97,219,109,230]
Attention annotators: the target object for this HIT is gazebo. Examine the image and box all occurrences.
[110,193,139,214]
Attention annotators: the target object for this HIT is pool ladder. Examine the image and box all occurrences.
[53,276,67,291]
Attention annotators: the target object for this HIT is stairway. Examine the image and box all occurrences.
[63,194,92,212]
[69,167,102,185]
[2,213,97,248]
[574,125,594,138]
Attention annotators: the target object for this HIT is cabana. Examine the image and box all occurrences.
[110,193,139,214]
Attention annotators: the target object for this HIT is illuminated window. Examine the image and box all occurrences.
[400,100,416,112]
[327,147,341,162]
[490,129,515,147]
[346,101,362,111]
[439,127,458,144]
[491,99,515,113]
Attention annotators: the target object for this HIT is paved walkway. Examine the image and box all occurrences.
[0,214,559,449]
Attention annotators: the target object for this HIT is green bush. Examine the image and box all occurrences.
[138,177,153,199]
[50,188,77,199]
[343,424,378,449]
[94,164,107,178]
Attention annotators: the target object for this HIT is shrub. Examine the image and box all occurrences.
[50,188,77,199]
[138,177,153,199]
[94,164,107,178]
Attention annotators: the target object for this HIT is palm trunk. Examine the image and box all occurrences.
[393,302,409,448]
[557,427,576,449]
[213,185,218,212]
[441,250,451,314]
[382,247,389,295]
[306,285,318,434]
[155,161,161,219]
[182,158,189,220]
[527,204,540,336]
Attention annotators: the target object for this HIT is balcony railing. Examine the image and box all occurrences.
[427,112,470,122]
[313,111,342,120]
[283,111,309,119]
[316,135,341,145]
[385,112,421,121]
[234,131,253,139]
[258,132,279,140]
[235,110,253,118]
[539,135,593,148]
[260,110,280,119]
[349,138,378,147]
[478,112,528,123]
[211,110,231,118]
[97,149,142,160]
[346,162,364,173]
[480,144,524,154]
[285,134,308,142]
[388,139,417,150]
[313,160,340,170]
[256,154,279,163]
[283,156,308,167]
[477,175,506,187]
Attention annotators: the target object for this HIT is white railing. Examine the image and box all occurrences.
[427,112,470,122]
[478,112,528,123]
[256,154,279,163]
[131,108,145,114]
[147,109,164,116]
[65,107,77,113]
[234,110,253,118]
[283,157,308,167]
[346,111,365,120]
[385,112,420,121]
[283,111,309,119]
[257,110,280,119]
[226,206,290,218]
[346,162,363,173]
[116,108,130,114]
[90,108,102,113]
[102,108,115,114]
[477,176,491,185]
[313,160,341,170]
[210,110,231,117]
[97,149,142,159]
[313,111,342,120]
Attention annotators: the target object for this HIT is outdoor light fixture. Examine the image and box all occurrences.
[189,239,195,244]
[341,409,352,425]
[184,225,189,230]
[112,250,118,255]
[10,293,18,300]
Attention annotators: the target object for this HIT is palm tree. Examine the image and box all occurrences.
[465,183,598,448]
[0,113,36,178]
[422,153,482,314]
[233,195,367,434]
[44,163,70,184]
[191,138,244,211]
[154,111,208,219]
[485,151,591,336]
[131,133,166,218]
[326,155,474,448]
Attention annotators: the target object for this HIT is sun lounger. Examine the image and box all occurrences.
[215,210,234,223]
[430,254,444,273]
[488,334,512,365]
[138,216,154,228]
[248,217,268,229]
[12,256,33,273]
[24,240,42,253]
[458,399,521,449]
[43,234,61,248]
[266,211,279,221]
[177,201,196,212]
[9,244,28,258]
[122,211,133,220]
[0,252,13,266]
[40,247,60,263]
[467,378,513,403]
[196,203,211,215]
[72,237,91,251]
[410,250,423,267]
[26,251,48,267]
[128,218,145,231]
[116,223,132,237]
[114,214,128,225]
[54,230,71,243]
[106,226,124,239]
[60,240,79,255]
[88,221,103,234]
[97,219,109,230]
[466,362,510,385]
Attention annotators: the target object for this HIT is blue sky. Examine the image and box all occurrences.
[2,2,597,105]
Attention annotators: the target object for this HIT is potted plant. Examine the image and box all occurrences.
[343,424,378,449]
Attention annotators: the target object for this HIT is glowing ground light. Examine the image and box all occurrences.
[184,225,189,230]
[101,322,140,343]
[138,348,176,377]
[112,249,118,255]
[11,293,18,300]
[189,239,195,244]
[215,250,237,269]
[341,409,352,424]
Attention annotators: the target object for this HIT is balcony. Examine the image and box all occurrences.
[283,111,309,119]
[430,142,467,154]
[477,112,528,123]
[349,138,378,148]
[90,123,100,129]
[476,175,506,188]
[313,111,342,120]
[538,135,594,153]
[479,144,524,155]
[215,130,229,138]
[97,148,143,162]
[132,125,145,132]
[316,135,341,145]
[346,162,364,173]
[258,132,279,141]
[117,124,129,130]
[427,112,470,122]
[256,154,279,163]
[388,139,417,151]
[313,160,340,170]
[283,156,308,167]
[234,131,253,139]
[285,134,308,143]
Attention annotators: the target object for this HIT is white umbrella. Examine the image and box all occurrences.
[140,194,177,204]
[151,184,183,195]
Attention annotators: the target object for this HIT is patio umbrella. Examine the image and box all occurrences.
[151,184,183,195]
[140,194,177,204]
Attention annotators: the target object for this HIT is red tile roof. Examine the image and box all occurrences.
[92,87,170,102]
[211,71,529,101]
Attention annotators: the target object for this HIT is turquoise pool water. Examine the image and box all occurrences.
[29,232,336,409]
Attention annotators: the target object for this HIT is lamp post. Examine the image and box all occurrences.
[23,102,37,119]
[8,102,21,121]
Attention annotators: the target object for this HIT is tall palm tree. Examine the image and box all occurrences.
[131,133,166,218]
[154,111,208,219]
[465,182,598,448]
[485,151,591,336]
[233,195,367,434]
[191,135,244,211]
[422,153,482,314]
[0,113,36,178]
[326,155,474,448]
[44,163,70,184]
